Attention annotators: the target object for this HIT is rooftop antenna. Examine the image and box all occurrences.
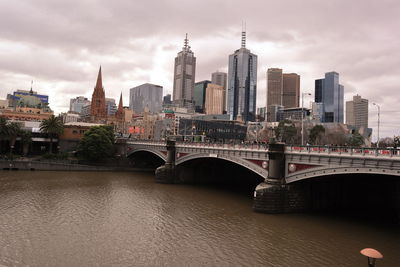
[241,21,246,48]
[30,80,33,95]
[183,33,189,51]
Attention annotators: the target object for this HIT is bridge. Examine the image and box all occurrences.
[123,140,400,216]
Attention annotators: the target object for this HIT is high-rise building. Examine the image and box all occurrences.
[256,107,266,121]
[173,34,196,104]
[266,69,300,113]
[70,96,90,113]
[105,98,117,116]
[163,94,172,105]
[211,71,227,111]
[227,30,257,122]
[314,72,344,123]
[267,104,284,122]
[129,83,163,114]
[90,66,107,120]
[204,84,224,115]
[193,80,211,113]
[266,68,282,109]
[282,73,300,108]
[346,94,368,129]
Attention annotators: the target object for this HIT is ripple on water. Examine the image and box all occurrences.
[0,171,399,266]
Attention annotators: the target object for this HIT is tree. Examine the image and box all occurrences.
[0,117,8,154]
[275,120,297,144]
[347,132,364,147]
[394,136,400,148]
[19,130,32,156]
[7,122,22,153]
[309,125,325,145]
[78,125,115,161]
[40,115,64,153]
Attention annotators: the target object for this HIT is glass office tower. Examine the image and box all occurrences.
[227,31,257,122]
[314,72,344,123]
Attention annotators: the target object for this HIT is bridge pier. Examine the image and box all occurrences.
[253,143,307,213]
[155,140,177,184]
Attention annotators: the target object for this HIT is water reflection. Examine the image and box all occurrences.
[0,171,398,266]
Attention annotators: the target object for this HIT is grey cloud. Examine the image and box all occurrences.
[0,0,399,137]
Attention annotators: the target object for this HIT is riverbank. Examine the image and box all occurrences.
[0,159,154,172]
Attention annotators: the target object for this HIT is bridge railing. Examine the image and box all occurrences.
[175,141,269,151]
[125,140,400,158]
[126,139,269,151]
[286,145,400,157]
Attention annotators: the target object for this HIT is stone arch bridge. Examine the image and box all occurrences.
[124,140,400,214]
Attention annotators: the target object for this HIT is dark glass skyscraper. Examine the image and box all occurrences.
[227,31,257,122]
[314,72,344,123]
[193,80,211,113]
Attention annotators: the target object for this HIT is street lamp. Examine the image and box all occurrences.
[372,103,380,147]
[301,92,312,146]
[360,248,383,267]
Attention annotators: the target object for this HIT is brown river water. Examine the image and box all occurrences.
[0,171,398,266]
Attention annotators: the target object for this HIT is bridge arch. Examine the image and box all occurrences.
[286,166,400,184]
[176,153,268,179]
[127,148,167,162]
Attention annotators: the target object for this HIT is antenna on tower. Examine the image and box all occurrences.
[30,80,33,95]
[184,33,189,51]
[241,21,246,48]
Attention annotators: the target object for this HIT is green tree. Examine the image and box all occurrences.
[0,117,8,154]
[275,120,297,144]
[7,122,22,153]
[19,130,32,156]
[40,115,64,154]
[347,132,364,147]
[78,125,115,161]
[309,125,325,145]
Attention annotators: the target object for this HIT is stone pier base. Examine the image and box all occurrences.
[155,164,176,184]
[253,181,307,213]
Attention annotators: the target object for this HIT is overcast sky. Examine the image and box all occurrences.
[0,0,399,139]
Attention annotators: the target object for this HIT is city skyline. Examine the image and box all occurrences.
[0,0,399,138]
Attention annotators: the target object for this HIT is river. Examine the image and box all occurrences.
[0,171,398,266]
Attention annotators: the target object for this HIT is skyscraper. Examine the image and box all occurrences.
[314,71,344,123]
[69,96,90,113]
[266,68,283,108]
[346,94,368,129]
[90,66,107,121]
[204,84,224,115]
[193,80,211,113]
[282,73,300,108]
[266,69,300,108]
[129,83,163,114]
[173,34,196,104]
[105,98,117,116]
[227,30,257,122]
[211,71,227,112]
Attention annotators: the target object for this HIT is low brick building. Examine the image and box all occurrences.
[59,122,103,152]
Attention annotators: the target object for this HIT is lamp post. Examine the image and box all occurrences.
[301,93,312,146]
[372,103,380,147]
[360,248,383,267]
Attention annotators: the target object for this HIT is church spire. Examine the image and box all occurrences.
[115,92,124,120]
[118,92,123,110]
[91,65,107,121]
[95,66,103,90]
